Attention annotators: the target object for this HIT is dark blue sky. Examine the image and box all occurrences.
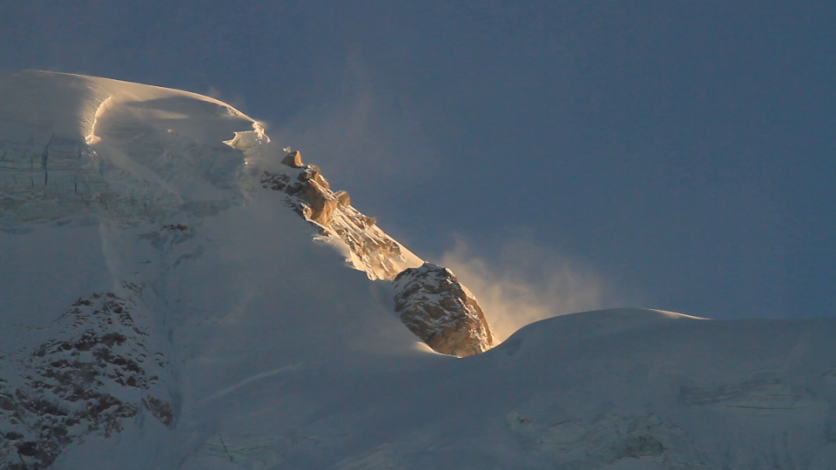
[2,1,833,319]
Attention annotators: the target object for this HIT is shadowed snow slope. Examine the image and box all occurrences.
[1,71,835,470]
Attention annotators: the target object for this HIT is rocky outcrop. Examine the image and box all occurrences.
[297,166,338,226]
[0,292,173,470]
[393,263,495,357]
[260,165,420,281]
[281,150,304,168]
[260,166,338,226]
[261,151,496,355]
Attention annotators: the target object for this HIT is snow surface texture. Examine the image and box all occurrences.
[1,71,835,469]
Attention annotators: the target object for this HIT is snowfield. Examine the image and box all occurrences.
[1,70,834,469]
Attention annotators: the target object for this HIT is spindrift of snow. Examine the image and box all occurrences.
[0,71,834,470]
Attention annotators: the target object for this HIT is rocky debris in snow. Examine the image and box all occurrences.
[281,150,304,168]
[393,263,495,357]
[259,171,291,192]
[0,292,173,470]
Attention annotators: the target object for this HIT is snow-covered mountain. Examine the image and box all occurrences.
[1,70,834,470]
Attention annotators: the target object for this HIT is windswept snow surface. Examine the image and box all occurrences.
[1,71,835,469]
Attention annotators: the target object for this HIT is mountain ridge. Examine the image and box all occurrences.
[1,71,834,470]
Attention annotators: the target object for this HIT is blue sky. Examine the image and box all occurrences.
[1,1,833,320]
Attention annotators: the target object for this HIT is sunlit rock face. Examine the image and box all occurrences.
[393,263,495,357]
[260,152,496,356]
[280,150,304,168]
[260,154,420,282]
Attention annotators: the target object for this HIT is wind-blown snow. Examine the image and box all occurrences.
[1,71,835,470]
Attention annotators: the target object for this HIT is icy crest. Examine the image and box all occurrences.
[0,70,258,226]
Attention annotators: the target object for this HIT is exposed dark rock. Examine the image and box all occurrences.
[260,171,289,191]
[0,292,173,469]
[144,396,174,426]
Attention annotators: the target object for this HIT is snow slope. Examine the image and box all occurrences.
[1,71,835,469]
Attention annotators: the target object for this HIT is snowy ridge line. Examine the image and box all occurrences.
[84,95,112,145]
[0,70,261,226]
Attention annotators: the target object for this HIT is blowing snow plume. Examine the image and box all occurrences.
[265,56,438,219]
[439,236,617,342]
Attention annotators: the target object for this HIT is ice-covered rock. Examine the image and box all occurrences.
[393,263,495,356]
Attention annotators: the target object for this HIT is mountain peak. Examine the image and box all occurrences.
[3,71,833,470]
[0,69,494,351]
